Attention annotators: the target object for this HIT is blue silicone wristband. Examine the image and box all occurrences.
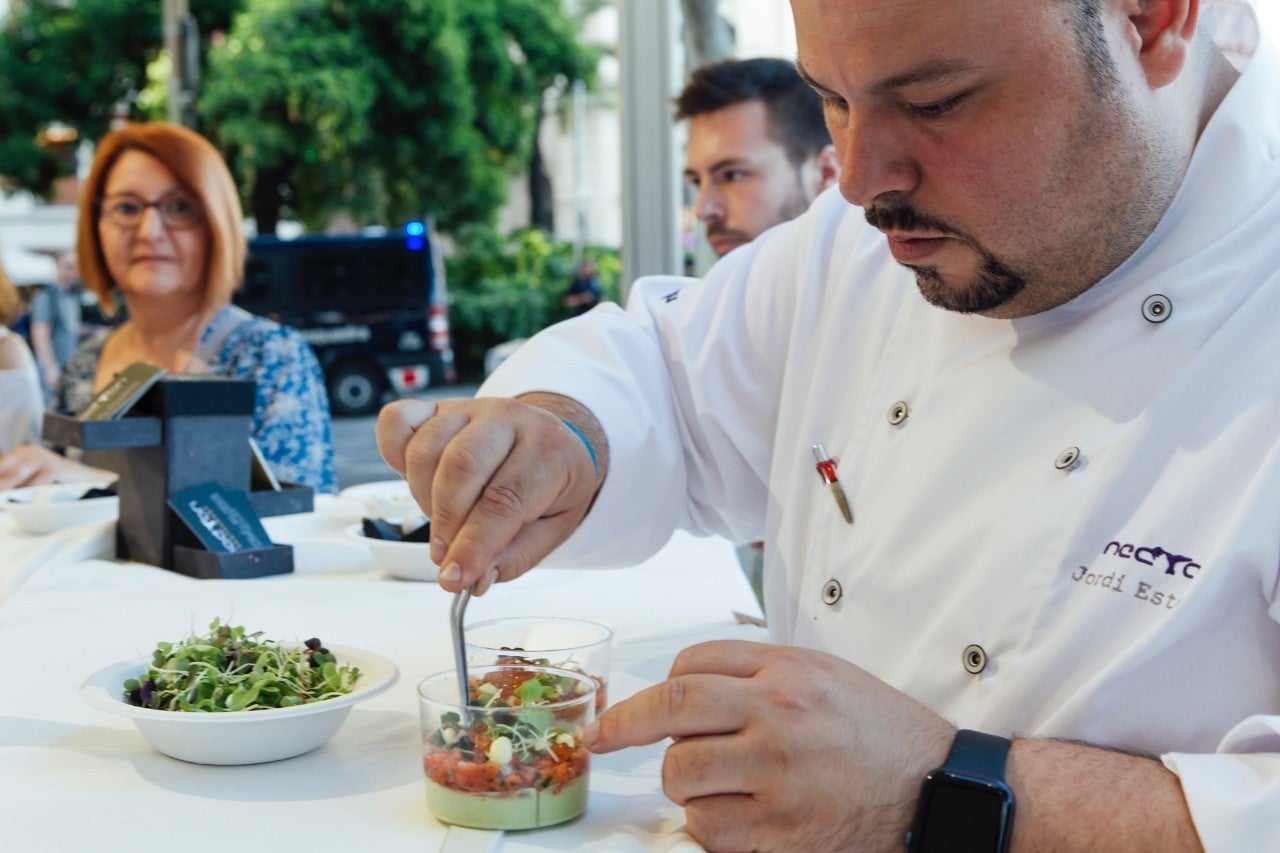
[561,419,598,475]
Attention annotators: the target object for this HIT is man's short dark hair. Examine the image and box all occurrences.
[675,57,831,167]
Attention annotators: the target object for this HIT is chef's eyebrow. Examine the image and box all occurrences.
[796,57,978,96]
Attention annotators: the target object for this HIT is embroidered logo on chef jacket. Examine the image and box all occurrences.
[1068,540,1201,610]
[663,290,679,303]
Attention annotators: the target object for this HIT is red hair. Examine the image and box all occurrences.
[77,122,245,316]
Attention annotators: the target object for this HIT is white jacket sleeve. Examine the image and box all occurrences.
[479,210,820,568]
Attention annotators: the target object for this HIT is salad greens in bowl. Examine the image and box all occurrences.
[80,620,399,765]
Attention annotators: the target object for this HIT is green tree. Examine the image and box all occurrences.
[457,0,597,230]
[1,0,594,239]
[200,0,596,234]
[0,0,239,196]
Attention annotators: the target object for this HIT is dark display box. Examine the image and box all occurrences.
[42,375,312,578]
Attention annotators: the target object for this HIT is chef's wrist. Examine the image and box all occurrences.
[906,728,1014,853]
[516,392,609,492]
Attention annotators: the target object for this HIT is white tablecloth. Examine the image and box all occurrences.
[0,497,765,852]
[0,513,114,603]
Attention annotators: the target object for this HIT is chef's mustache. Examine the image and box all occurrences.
[864,197,959,237]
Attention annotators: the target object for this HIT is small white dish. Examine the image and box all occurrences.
[346,524,439,582]
[0,483,119,535]
[80,645,399,765]
[338,480,422,523]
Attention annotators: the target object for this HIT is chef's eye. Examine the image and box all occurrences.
[910,93,967,119]
[821,94,849,114]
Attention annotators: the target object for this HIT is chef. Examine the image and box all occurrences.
[378,0,1280,850]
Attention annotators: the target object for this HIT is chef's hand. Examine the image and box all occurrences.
[586,641,955,853]
[376,393,607,594]
[0,444,117,490]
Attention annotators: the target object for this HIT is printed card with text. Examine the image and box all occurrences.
[169,481,272,553]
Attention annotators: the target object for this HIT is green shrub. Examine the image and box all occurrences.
[444,225,620,380]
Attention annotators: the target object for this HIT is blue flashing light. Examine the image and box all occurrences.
[405,235,426,251]
[403,220,426,237]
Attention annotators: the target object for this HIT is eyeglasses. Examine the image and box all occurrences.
[98,192,205,231]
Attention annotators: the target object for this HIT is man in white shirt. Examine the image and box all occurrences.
[678,57,839,260]
[378,1,1279,849]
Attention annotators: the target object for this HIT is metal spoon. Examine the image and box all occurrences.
[449,586,473,709]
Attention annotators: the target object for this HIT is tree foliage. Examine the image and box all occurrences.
[0,0,595,238]
[445,225,620,379]
[0,0,238,195]
[200,0,596,234]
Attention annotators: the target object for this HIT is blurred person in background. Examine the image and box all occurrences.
[562,257,603,317]
[0,123,336,492]
[28,249,84,396]
[678,57,839,260]
[0,251,44,456]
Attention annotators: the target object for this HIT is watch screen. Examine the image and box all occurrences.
[916,786,1005,853]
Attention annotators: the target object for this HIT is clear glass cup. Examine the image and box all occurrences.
[464,617,613,712]
[418,664,596,830]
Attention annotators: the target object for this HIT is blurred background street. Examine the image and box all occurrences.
[332,383,479,490]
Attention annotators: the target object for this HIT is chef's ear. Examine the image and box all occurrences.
[1120,0,1198,89]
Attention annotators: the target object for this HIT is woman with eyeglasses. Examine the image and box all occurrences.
[0,123,335,492]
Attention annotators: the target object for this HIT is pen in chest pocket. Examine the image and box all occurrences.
[812,443,853,525]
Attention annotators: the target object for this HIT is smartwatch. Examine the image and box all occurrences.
[906,729,1015,853]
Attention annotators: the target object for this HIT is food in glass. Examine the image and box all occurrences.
[419,664,595,829]
[465,616,612,712]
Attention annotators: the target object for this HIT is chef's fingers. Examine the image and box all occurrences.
[432,400,597,590]
[585,673,749,754]
[374,398,438,477]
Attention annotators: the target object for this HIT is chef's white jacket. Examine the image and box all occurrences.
[483,3,1280,847]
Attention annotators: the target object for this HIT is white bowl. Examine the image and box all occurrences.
[338,479,423,522]
[80,645,399,765]
[0,483,119,535]
[346,524,439,582]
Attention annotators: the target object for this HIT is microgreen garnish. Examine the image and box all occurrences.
[123,618,360,712]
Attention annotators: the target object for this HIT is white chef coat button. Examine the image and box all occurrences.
[963,644,988,675]
[887,401,909,425]
[1055,446,1080,470]
[821,579,843,605]
[1142,294,1172,323]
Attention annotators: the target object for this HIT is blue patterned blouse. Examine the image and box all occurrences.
[55,306,337,493]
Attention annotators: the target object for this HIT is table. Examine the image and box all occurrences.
[0,495,765,852]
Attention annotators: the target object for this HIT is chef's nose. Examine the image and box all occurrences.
[832,110,921,207]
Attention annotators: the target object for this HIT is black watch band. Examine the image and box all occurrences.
[906,729,1015,853]
[944,729,1011,779]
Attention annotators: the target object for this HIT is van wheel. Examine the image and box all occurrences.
[328,363,383,416]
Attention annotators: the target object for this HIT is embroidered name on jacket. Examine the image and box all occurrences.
[1068,541,1200,610]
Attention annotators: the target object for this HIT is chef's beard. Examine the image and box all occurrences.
[911,253,1026,315]
[866,198,1026,314]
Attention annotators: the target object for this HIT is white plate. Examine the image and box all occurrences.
[338,479,423,522]
[0,483,119,535]
[346,524,439,582]
[80,644,399,765]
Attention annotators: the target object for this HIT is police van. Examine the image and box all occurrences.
[237,222,455,415]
